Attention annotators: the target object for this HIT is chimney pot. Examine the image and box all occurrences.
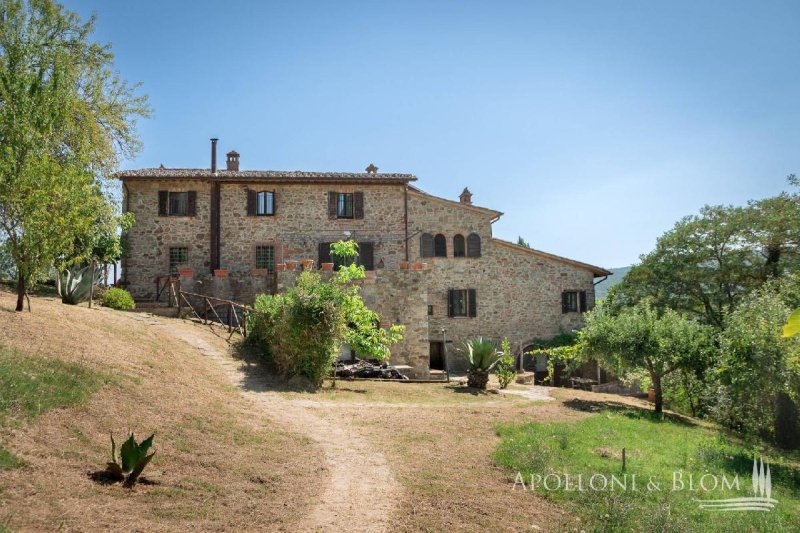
[210,138,219,173]
[365,163,378,174]
[226,150,240,172]
[459,187,472,205]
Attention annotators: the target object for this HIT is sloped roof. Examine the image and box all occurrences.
[116,167,416,183]
[492,238,612,277]
[407,185,503,219]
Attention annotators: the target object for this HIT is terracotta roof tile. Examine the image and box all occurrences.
[116,167,416,182]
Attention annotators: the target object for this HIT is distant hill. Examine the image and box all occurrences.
[594,266,632,301]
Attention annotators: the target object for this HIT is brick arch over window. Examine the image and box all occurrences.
[453,234,465,257]
[420,233,434,258]
[467,233,481,257]
[434,234,447,257]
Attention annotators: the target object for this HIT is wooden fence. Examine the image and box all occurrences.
[158,277,252,339]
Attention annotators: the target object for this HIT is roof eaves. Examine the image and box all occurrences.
[491,238,612,277]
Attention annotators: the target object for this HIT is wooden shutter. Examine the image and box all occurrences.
[271,190,277,215]
[187,191,197,216]
[354,191,364,219]
[562,291,569,314]
[434,234,447,257]
[447,290,455,317]
[467,233,481,257]
[247,189,257,216]
[468,289,477,318]
[318,242,332,265]
[359,242,374,271]
[453,234,465,257]
[579,291,587,312]
[158,191,168,216]
[328,192,337,219]
[420,233,434,258]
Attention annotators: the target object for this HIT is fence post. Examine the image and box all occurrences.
[204,299,208,324]
[177,289,182,318]
[228,303,233,332]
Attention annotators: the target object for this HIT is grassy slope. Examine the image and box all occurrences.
[494,407,800,532]
[0,347,103,468]
[0,289,322,531]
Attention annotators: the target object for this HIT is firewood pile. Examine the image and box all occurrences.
[334,359,409,380]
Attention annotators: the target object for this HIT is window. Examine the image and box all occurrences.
[169,247,188,275]
[428,305,434,316]
[562,290,588,313]
[337,193,354,218]
[434,234,447,257]
[257,191,275,216]
[255,245,275,271]
[420,233,434,257]
[448,289,477,318]
[318,241,374,270]
[453,234,465,257]
[159,191,196,217]
[467,233,481,257]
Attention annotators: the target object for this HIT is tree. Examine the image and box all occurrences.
[517,236,531,248]
[579,300,714,414]
[611,179,800,328]
[0,1,149,311]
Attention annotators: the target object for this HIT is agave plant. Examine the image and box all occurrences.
[461,337,500,389]
[56,263,102,305]
[106,432,156,488]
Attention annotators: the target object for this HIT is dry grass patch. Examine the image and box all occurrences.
[0,289,322,532]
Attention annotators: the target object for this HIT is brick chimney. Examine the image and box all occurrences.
[459,187,472,205]
[226,150,240,171]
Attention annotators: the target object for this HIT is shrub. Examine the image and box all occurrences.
[101,287,135,310]
[105,432,155,488]
[461,337,500,389]
[495,338,516,389]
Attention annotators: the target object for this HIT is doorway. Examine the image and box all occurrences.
[429,341,444,370]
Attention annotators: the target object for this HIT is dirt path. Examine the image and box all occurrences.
[133,315,399,533]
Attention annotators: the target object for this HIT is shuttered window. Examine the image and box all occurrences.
[562,291,582,313]
[327,192,364,219]
[318,241,374,270]
[466,233,481,257]
[247,190,276,216]
[434,234,447,257]
[453,234,465,257]
[447,289,477,318]
[337,193,354,218]
[159,191,196,216]
[420,233,434,258]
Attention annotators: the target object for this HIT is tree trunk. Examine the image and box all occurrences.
[651,372,664,414]
[15,272,25,312]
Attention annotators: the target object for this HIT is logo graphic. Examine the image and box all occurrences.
[694,457,777,512]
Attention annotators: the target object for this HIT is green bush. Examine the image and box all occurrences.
[495,338,516,389]
[101,287,135,310]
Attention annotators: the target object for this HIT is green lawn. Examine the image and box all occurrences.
[0,345,102,468]
[494,408,800,532]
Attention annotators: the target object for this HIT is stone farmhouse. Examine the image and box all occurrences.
[117,139,611,377]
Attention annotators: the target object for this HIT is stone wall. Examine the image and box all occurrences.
[123,179,212,299]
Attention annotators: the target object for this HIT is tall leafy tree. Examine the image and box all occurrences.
[0,0,149,311]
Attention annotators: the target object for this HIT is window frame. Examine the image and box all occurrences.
[448,288,477,318]
[336,193,354,219]
[255,245,276,272]
[451,289,468,317]
[168,192,189,216]
[256,191,275,216]
[168,246,189,275]
[453,234,466,257]
[434,234,447,258]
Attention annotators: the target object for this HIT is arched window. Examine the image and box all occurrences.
[453,234,465,257]
[434,234,447,257]
[420,233,434,258]
[467,233,481,257]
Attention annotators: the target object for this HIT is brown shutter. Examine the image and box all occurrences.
[247,189,257,216]
[434,234,447,257]
[158,191,168,216]
[187,191,197,216]
[354,191,364,219]
[447,290,455,317]
[579,291,587,313]
[468,289,477,318]
[271,190,276,215]
[359,242,374,270]
[420,233,434,258]
[318,242,332,265]
[562,291,569,314]
[467,233,481,257]
[328,192,337,219]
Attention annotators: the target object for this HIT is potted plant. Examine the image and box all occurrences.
[213,268,229,277]
[177,267,193,277]
[411,262,427,270]
[321,262,334,271]
[302,259,315,271]
[399,260,409,270]
[285,260,298,271]
[461,337,501,389]
[276,263,286,272]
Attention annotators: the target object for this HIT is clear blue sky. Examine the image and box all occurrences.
[69,0,800,268]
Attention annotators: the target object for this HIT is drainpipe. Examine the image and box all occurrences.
[404,184,409,262]
[121,181,130,285]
